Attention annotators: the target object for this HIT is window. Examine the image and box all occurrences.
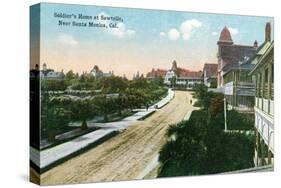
[271,64,274,100]
[264,68,269,99]
[265,68,268,83]
[271,64,274,83]
[258,73,262,98]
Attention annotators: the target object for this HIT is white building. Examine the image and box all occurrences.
[249,24,274,167]
[40,63,64,80]
[90,65,113,79]
[163,60,202,88]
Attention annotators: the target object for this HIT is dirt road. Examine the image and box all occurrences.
[41,91,196,185]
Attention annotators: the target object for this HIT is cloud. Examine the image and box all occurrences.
[58,34,78,46]
[168,28,180,40]
[159,32,166,37]
[97,12,110,25]
[228,27,239,35]
[110,22,126,38]
[97,12,136,38]
[109,22,136,38]
[126,29,136,36]
[161,19,202,41]
[180,19,202,40]
[212,31,218,36]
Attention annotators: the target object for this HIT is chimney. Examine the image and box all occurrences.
[254,40,258,47]
[35,64,39,71]
[265,22,271,42]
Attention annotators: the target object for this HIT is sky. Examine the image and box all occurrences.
[31,3,274,79]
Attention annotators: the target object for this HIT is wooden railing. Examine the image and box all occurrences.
[264,83,269,99]
[255,97,274,116]
[271,83,274,100]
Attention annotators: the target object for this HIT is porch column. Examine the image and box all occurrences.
[260,140,266,166]
[268,150,272,165]
[261,70,265,111]
[233,71,237,106]
[256,130,261,166]
[258,73,261,98]
[268,64,272,100]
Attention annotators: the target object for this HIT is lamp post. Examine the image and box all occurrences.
[224,97,227,132]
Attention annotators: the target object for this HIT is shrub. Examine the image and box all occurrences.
[227,110,255,130]
[158,109,255,177]
[209,94,224,118]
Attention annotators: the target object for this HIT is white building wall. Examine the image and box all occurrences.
[164,70,176,85]
[255,106,274,153]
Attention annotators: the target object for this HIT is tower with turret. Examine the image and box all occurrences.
[217,26,257,87]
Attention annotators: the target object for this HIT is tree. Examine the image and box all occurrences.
[210,79,217,88]
[151,76,164,87]
[157,82,256,177]
[171,76,177,88]
[209,93,224,118]
[115,95,128,116]
[226,110,254,130]
[102,76,128,94]
[204,120,255,174]
[129,78,148,89]
[194,84,216,112]
[65,70,76,80]
[125,88,148,109]
[81,119,88,130]
[41,80,67,92]
[41,95,72,142]
[94,95,115,122]
[80,73,86,82]
[159,111,208,177]
[158,109,255,177]
[70,99,96,129]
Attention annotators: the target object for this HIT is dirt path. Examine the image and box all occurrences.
[41,91,196,185]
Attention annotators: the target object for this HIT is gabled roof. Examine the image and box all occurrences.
[146,68,167,78]
[249,40,274,75]
[256,41,271,56]
[178,69,202,79]
[203,63,217,77]
[147,60,203,79]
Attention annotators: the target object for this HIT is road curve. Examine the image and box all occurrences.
[40,91,196,185]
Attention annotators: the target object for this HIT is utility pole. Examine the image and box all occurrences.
[224,97,227,131]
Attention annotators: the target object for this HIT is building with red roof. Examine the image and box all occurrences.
[203,63,218,88]
[216,24,272,112]
[146,60,203,88]
[146,68,167,80]
[217,26,257,87]
[163,60,203,88]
